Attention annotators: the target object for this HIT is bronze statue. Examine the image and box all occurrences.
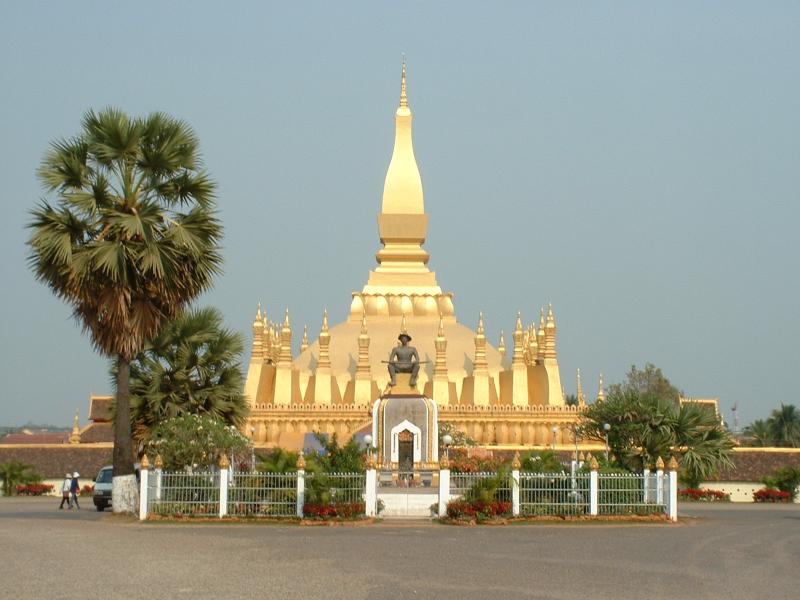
[387,333,420,387]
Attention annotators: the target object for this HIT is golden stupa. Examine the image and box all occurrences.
[243,63,595,450]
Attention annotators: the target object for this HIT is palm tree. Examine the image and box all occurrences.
[128,307,247,442]
[743,419,775,447]
[0,460,41,496]
[27,108,222,512]
[768,404,800,448]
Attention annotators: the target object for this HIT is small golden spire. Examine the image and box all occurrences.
[69,409,80,444]
[322,308,329,332]
[579,451,586,462]
[439,453,450,470]
[511,451,521,470]
[300,325,309,354]
[254,303,263,324]
[498,330,506,356]
[589,455,599,471]
[515,311,523,332]
[400,56,408,108]
[597,373,605,402]
[477,311,485,335]
[140,455,150,470]
[576,368,586,406]
[283,308,290,327]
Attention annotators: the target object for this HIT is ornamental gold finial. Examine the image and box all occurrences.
[597,373,605,402]
[539,307,545,329]
[69,409,80,444]
[477,311,485,335]
[511,452,521,470]
[589,455,599,471]
[218,454,230,469]
[439,453,450,469]
[515,311,523,332]
[254,303,263,323]
[297,453,306,470]
[400,56,408,108]
[655,456,665,470]
[140,455,150,470]
[300,325,309,353]
[667,456,679,471]
[322,308,329,332]
[155,454,164,469]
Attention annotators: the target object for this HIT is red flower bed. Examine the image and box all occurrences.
[303,502,365,519]
[753,488,791,503]
[446,499,512,519]
[15,483,54,496]
[678,488,730,502]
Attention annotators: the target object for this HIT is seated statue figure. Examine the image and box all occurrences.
[387,333,420,387]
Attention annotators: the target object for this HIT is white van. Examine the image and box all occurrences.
[93,466,113,511]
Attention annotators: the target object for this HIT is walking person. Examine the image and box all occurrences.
[58,473,72,509]
[70,472,81,510]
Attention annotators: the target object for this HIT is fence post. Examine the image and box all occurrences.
[365,455,377,517]
[218,455,229,518]
[511,452,521,517]
[589,454,599,516]
[643,466,650,503]
[154,454,163,502]
[296,454,306,518]
[655,456,664,506]
[138,455,149,521]
[438,455,450,518]
[667,456,679,522]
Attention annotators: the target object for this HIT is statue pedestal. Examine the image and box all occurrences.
[383,372,420,396]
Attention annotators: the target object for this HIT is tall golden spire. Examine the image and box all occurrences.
[576,368,586,407]
[400,56,408,108]
[69,409,81,444]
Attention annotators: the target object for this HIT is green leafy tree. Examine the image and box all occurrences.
[0,461,42,496]
[126,307,247,442]
[519,449,565,473]
[306,432,365,473]
[608,363,681,405]
[144,414,250,471]
[762,466,800,501]
[257,448,299,473]
[27,108,222,512]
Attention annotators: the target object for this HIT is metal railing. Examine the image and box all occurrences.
[519,472,590,516]
[450,471,512,502]
[227,472,298,517]
[149,471,219,517]
[306,472,366,506]
[598,472,666,515]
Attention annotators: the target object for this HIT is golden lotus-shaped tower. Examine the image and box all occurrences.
[244,63,583,451]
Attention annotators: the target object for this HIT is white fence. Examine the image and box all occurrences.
[138,460,678,521]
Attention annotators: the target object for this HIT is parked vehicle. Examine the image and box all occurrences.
[93,466,113,511]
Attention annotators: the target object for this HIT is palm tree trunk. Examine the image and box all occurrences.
[112,355,137,513]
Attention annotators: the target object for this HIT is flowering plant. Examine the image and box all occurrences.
[753,488,791,503]
[15,483,54,496]
[144,414,251,470]
[303,502,365,519]
[446,499,512,520]
[678,488,730,502]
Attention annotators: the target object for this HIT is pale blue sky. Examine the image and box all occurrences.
[1,2,798,428]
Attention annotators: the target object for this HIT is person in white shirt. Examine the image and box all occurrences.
[59,473,72,509]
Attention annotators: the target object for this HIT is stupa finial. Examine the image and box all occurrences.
[477,311,485,335]
[283,308,290,328]
[322,308,329,332]
[400,56,408,108]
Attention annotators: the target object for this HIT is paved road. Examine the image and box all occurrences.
[1,498,797,600]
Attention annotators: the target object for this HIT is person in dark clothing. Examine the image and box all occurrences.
[70,472,80,510]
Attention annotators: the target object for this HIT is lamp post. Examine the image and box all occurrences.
[442,434,453,460]
[250,426,256,472]
[603,423,611,462]
[551,426,558,452]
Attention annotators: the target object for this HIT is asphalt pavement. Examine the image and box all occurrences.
[0,498,797,600]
